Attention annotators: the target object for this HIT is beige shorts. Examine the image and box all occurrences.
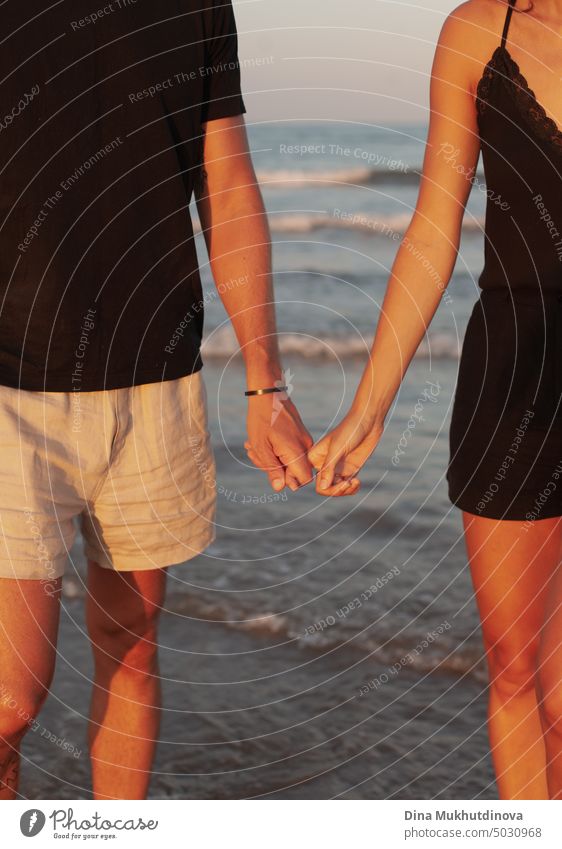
[0,371,216,581]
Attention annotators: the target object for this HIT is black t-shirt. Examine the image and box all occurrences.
[0,0,245,391]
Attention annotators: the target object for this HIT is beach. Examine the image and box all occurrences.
[20,121,496,799]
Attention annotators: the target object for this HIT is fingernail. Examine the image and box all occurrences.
[319,479,329,490]
[272,479,284,491]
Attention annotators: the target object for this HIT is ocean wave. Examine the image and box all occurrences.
[268,212,484,236]
[61,574,484,682]
[256,166,486,189]
[201,327,461,361]
[256,166,421,187]
[270,212,410,235]
[162,592,487,683]
[193,211,484,237]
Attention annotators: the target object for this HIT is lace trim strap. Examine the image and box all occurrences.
[501,0,517,50]
[476,47,562,153]
[500,49,562,149]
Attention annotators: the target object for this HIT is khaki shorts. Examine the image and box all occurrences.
[0,371,216,581]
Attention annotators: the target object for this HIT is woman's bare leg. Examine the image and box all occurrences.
[0,578,61,798]
[536,551,562,799]
[463,512,561,800]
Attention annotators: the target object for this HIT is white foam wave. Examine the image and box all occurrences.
[202,327,461,361]
[194,212,484,237]
[257,166,377,186]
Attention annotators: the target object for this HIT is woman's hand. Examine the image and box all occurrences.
[308,411,384,496]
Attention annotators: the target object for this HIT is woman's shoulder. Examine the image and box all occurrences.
[440,0,509,45]
[436,1,511,83]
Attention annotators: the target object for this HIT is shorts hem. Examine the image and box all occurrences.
[0,556,67,581]
[448,491,562,522]
[83,527,216,572]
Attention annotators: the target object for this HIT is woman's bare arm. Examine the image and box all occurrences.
[309,2,496,494]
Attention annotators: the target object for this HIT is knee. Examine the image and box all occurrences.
[536,666,562,732]
[487,639,539,700]
[89,607,160,677]
[0,687,48,745]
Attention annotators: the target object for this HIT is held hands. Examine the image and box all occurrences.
[245,389,382,496]
[308,411,383,497]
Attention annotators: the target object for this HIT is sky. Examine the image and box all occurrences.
[234,0,461,124]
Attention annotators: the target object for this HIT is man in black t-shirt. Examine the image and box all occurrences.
[0,1,313,800]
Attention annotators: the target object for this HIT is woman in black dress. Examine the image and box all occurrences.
[309,0,562,799]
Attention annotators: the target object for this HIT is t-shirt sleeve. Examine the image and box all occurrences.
[201,0,246,123]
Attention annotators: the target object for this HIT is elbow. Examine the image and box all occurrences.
[403,220,461,261]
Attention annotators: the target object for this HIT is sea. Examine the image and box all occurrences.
[24,122,498,799]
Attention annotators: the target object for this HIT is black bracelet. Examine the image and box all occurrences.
[245,385,289,397]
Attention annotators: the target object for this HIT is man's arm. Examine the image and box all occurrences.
[195,115,313,491]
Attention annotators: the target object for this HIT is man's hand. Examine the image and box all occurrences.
[245,394,314,491]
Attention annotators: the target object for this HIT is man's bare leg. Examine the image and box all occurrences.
[0,577,61,799]
[86,561,166,800]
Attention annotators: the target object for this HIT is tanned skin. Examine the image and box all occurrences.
[308,0,562,799]
[0,115,313,800]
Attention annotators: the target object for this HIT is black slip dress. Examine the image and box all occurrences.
[447,0,562,521]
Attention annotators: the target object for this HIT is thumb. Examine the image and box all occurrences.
[308,436,330,471]
[317,441,345,492]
